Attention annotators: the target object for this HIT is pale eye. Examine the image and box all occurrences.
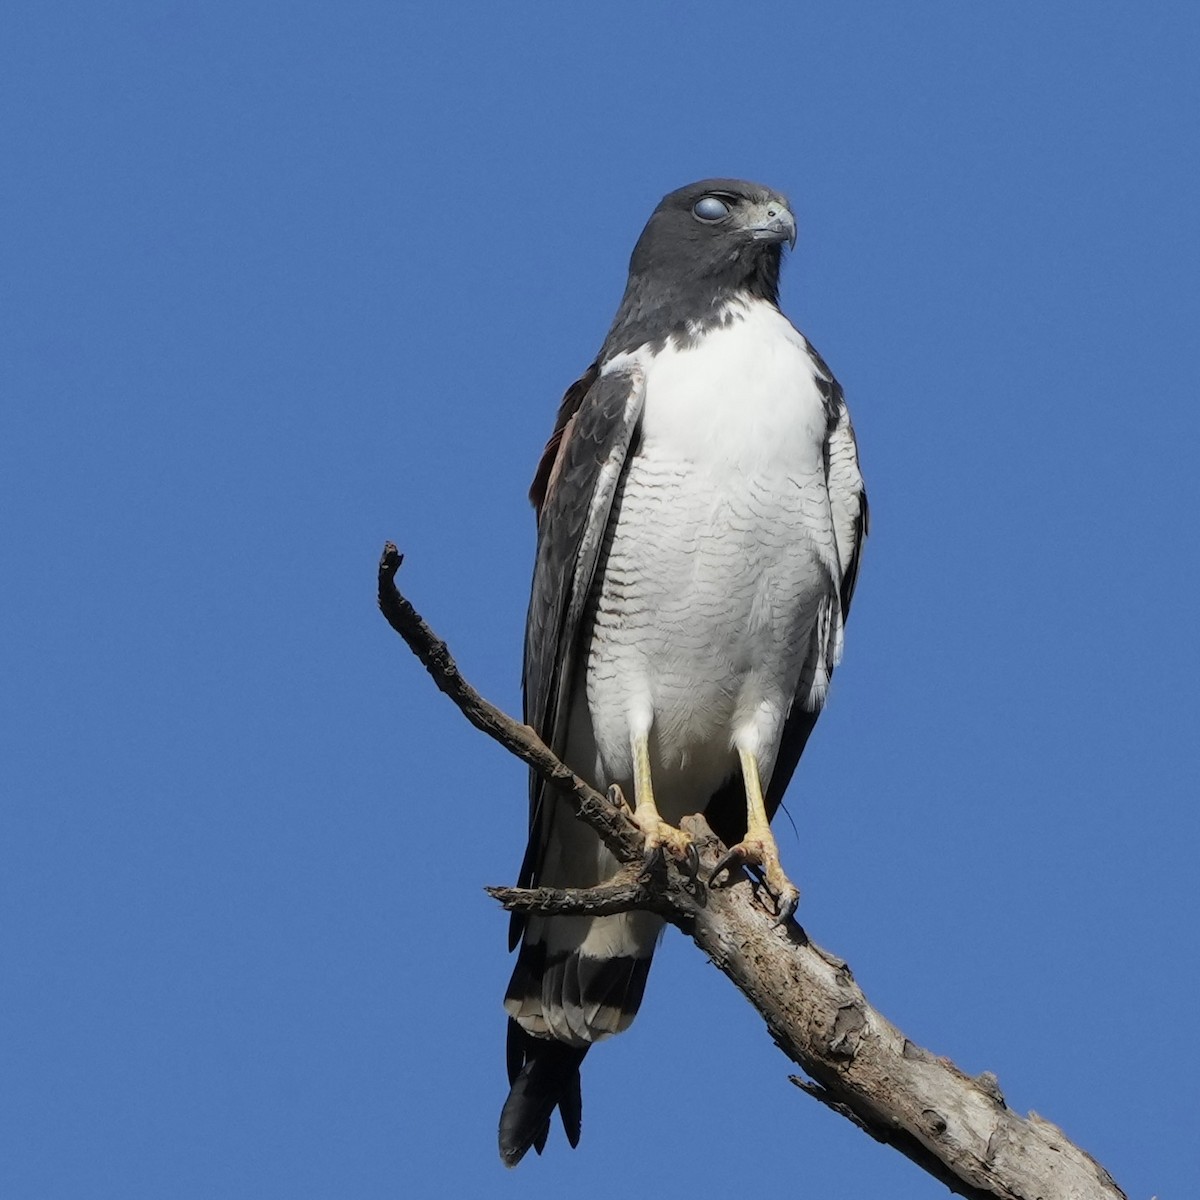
[692,195,730,222]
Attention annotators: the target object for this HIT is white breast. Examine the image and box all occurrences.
[636,298,830,477]
[580,297,842,819]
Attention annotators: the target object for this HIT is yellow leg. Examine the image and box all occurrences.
[710,748,800,922]
[629,731,694,861]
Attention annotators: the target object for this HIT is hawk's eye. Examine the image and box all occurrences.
[692,195,730,222]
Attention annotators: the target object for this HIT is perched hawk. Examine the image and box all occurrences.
[500,179,867,1166]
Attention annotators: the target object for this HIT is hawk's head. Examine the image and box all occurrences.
[628,178,796,300]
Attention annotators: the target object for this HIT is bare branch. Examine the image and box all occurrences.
[379,546,1127,1200]
[485,875,664,918]
[377,543,644,866]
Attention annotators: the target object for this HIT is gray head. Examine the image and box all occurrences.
[602,178,797,358]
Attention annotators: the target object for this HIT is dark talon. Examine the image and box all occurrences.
[681,842,701,881]
[639,844,665,880]
[709,847,745,888]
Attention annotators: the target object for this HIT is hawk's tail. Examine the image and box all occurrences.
[499,1022,587,1167]
[499,907,660,1164]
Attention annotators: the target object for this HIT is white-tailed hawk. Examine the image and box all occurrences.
[500,178,868,1166]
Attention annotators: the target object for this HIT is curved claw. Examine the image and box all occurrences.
[709,842,800,924]
[709,846,748,889]
[681,841,701,882]
[607,783,631,812]
[639,844,665,880]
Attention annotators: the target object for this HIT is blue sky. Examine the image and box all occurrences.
[4,3,1198,1197]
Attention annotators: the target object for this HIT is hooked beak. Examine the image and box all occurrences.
[743,200,797,249]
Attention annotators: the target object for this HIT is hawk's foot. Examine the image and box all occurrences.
[633,813,697,873]
[625,732,700,881]
[710,837,800,925]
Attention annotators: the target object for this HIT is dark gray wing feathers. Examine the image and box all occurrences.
[767,376,866,810]
[513,364,646,930]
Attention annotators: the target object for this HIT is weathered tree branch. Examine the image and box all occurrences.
[485,872,666,919]
[379,544,1127,1200]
